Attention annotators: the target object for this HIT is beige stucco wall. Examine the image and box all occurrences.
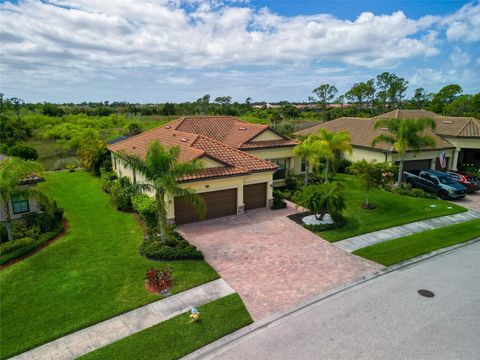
[250,130,283,141]
[111,153,274,222]
[443,138,480,149]
[0,185,41,222]
[245,147,302,173]
[347,147,387,162]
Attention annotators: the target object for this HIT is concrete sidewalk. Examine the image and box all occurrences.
[335,210,480,252]
[11,279,234,360]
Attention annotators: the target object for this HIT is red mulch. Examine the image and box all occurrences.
[0,221,69,270]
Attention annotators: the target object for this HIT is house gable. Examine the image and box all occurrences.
[249,129,283,142]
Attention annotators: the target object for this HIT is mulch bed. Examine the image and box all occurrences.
[287,211,313,225]
[0,220,69,270]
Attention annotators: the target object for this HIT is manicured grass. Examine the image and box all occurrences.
[80,294,252,360]
[353,219,480,266]
[319,174,466,242]
[0,171,218,359]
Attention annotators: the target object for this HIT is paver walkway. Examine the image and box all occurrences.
[334,209,480,252]
[11,279,234,360]
[178,204,381,321]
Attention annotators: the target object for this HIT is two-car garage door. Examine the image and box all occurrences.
[174,183,267,225]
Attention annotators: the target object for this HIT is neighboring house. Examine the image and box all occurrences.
[108,116,300,225]
[294,110,480,172]
[0,156,44,222]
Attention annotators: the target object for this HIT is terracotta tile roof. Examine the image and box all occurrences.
[240,139,299,149]
[107,121,278,182]
[173,116,296,148]
[294,117,454,152]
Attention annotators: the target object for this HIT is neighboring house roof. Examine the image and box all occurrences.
[293,116,454,152]
[107,121,278,182]
[372,109,439,120]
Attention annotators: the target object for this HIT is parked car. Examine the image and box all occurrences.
[446,171,479,193]
[404,169,467,199]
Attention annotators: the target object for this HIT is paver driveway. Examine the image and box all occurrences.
[451,191,480,212]
[178,204,381,320]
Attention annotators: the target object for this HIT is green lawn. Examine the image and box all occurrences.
[0,171,218,359]
[319,174,466,242]
[353,219,480,266]
[80,294,252,360]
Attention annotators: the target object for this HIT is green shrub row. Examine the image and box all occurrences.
[140,232,203,261]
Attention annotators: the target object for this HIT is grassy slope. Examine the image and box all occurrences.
[80,294,252,360]
[320,174,466,242]
[0,172,218,359]
[353,219,480,266]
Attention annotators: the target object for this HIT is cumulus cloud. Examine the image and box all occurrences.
[0,0,440,73]
[443,1,480,42]
[0,0,479,101]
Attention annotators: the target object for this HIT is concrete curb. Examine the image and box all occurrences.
[182,237,480,360]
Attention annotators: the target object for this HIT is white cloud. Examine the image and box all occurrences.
[449,47,471,67]
[0,0,441,74]
[443,1,480,42]
[0,0,479,101]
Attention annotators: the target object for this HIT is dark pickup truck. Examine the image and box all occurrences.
[404,169,467,199]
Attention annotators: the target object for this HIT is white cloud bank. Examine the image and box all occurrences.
[0,0,479,101]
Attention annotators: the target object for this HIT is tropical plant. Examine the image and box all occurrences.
[372,118,436,186]
[295,182,346,221]
[348,160,385,208]
[315,129,352,182]
[0,157,44,241]
[78,138,110,176]
[120,141,205,243]
[294,135,326,185]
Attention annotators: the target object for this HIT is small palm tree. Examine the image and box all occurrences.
[120,141,206,242]
[296,182,346,221]
[0,157,43,241]
[348,160,383,209]
[316,129,352,182]
[372,118,436,187]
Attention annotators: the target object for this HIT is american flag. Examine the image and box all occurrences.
[439,151,447,169]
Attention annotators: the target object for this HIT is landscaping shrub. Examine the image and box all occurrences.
[0,224,8,243]
[110,176,139,211]
[13,224,40,241]
[100,168,117,193]
[131,193,158,231]
[22,195,64,232]
[271,190,287,210]
[8,144,39,160]
[140,231,203,260]
[285,170,302,191]
[145,267,173,293]
[0,237,35,255]
[390,183,436,199]
[335,158,352,174]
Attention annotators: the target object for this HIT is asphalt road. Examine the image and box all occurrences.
[207,242,480,360]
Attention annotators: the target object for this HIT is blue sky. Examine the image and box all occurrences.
[1,0,479,103]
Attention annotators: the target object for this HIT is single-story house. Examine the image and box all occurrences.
[0,155,44,222]
[294,109,480,172]
[108,116,300,225]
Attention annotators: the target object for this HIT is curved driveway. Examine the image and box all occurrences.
[178,204,381,320]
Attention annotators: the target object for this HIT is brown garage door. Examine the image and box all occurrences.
[399,159,431,171]
[174,188,237,225]
[244,183,267,210]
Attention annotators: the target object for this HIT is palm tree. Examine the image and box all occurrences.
[120,141,206,242]
[0,157,43,241]
[316,129,352,182]
[372,118,436,187]
[296,182,346,221]
[294,135,324,185]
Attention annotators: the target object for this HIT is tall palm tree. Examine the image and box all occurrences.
[120,141,206,242]
[0,157,43,241]
[316,129,352,182]
[294,135,325,185]
[372,118,436,186]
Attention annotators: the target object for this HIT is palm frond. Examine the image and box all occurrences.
[372,134,396,147]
